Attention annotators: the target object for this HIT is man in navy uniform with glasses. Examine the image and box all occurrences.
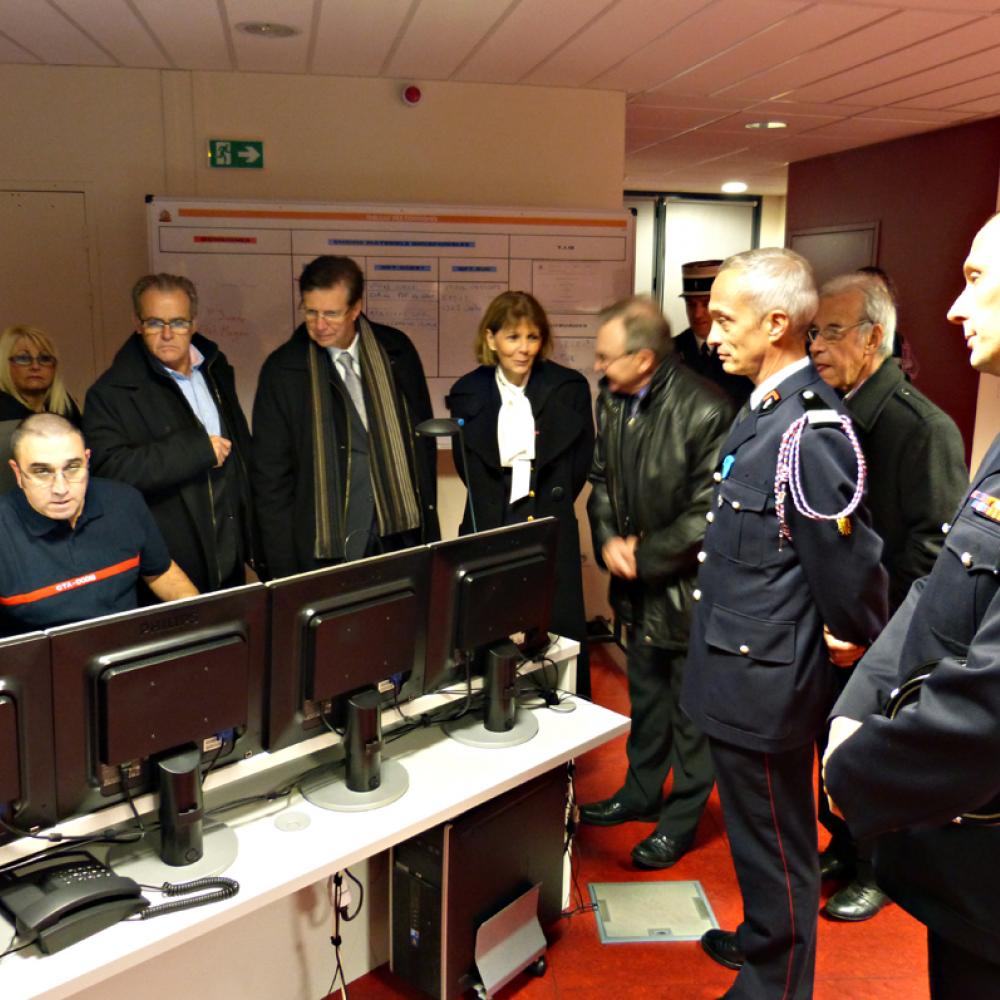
[84,274,257,595]
[0,414,195,635]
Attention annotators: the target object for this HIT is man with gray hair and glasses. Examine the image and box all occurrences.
[85,273,258,596]
[810,271,967,922]
[680,248,888,998]
[0,413,195,635]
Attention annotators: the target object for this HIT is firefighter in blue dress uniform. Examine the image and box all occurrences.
[825,213,1000,999]
[680,248,888,999]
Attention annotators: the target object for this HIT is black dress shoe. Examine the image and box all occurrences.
[631,832,693,869]
[824,879,891,921]
[578,796,658,826]
[701,928,745,970]
[819,847,854,882]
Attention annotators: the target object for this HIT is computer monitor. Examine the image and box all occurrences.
[0,632,57,844]
[266,546,431,811]
[48,584,268,881]
[424,519,558,747]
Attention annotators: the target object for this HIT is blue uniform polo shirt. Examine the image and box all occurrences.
[0,477,172,636]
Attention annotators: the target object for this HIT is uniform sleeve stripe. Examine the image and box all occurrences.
[0,555,142,606]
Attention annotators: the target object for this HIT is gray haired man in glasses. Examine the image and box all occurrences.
[84,274,259,595]
[0,413,195,635]
[809,271,968,921]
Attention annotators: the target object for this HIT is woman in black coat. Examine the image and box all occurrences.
[446,291,595,697]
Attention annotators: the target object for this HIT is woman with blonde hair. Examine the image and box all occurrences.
[0,324,80,422]
[0,325,80,493]
[446,291,595,696]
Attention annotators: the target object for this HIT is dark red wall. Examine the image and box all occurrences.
[786,116,1000,456]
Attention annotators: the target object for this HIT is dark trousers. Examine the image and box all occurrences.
[928,929,1000,999]
[619,636,714,841]
[816,666,876,880]
[711,738,819,1000]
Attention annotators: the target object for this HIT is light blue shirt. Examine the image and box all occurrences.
[161,345,222,437]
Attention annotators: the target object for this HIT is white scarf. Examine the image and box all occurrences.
[495,366,535,504]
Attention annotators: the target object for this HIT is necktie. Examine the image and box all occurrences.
[700,342,711,358]
[337,353,367,430]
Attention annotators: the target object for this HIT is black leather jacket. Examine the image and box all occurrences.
[588,355,733,649]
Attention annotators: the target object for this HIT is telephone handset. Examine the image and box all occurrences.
[0,850,147,954]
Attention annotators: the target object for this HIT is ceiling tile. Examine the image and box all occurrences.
[53,0,169,67]
[646,2,887,99]
[0,0,115,65]
[893,72,1000,111]
[383,0,513,80]
[722,8,977,102]
[453,0,609,83]
[133,0,232,71]
[523,0,708,89]
[792,11,1000,103]
[626,104,733,130]
[226,0,312,74]
[311,0,411,77]
[591,0,806,94]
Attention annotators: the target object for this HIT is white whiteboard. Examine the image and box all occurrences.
[146,198,635,419]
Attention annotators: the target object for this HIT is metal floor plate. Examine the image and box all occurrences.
[588,880,718,944]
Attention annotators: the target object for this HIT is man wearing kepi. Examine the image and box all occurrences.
[252,255,438,577]
[680,248,888,999]
[809,271,967,922]
[582,296,732,869]
[824,213,1000,999]
[673,259,752,407]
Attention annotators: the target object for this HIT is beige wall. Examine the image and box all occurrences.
[0,64,625,370]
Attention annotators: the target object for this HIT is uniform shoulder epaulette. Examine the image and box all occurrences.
[799,388,840,427]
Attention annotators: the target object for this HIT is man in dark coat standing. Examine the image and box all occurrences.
[825,213,1000,1000]
[680,248,888,999]
[581,296,733,869]
[85,274,256,594]
[252,256,438,578]
[810,271,968,921]
[673,259,752,407]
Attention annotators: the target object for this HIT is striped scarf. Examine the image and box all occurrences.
[308,315,422,559]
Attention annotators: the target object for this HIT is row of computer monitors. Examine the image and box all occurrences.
[0,519,558,843]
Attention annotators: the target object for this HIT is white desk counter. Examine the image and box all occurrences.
[0,675,627,1000]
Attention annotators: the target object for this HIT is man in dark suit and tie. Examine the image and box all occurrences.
[680,247,888,999]
[824,213,1000,999]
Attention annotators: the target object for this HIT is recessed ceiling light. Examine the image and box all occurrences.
[745,120,787,130]
[721,181,749,194]
[236,21,300,38]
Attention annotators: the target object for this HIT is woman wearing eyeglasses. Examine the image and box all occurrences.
[0,325,81,422]
[446,291,596,697]
[0,325,81,493]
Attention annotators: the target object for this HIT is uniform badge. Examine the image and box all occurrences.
[721,455,735,479]
[836,516,852,537]
[761,389,781,411]
[970,489,1000,524]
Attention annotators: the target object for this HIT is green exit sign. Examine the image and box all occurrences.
[208,139,264,169]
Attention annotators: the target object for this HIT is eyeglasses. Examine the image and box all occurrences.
[595,349,636,370]
[140,318,193,334]
[806,320,872,344]
[10,353,56,367]
[18,461,87,486]
[302,307,350,325]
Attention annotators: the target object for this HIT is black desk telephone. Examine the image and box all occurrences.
[0,851,147,954]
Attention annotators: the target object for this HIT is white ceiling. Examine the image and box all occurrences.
[3,0,1000,195]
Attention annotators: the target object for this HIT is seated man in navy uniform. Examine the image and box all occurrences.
[0,413,197,635]
[824,213,1000,999]
[680,248,888,999]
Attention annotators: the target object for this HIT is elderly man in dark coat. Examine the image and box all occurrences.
[810,271,968,921]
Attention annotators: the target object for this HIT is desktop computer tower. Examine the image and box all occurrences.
[390,765,567,999]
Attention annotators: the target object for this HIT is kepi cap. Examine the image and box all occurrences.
[680,259,723,298]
